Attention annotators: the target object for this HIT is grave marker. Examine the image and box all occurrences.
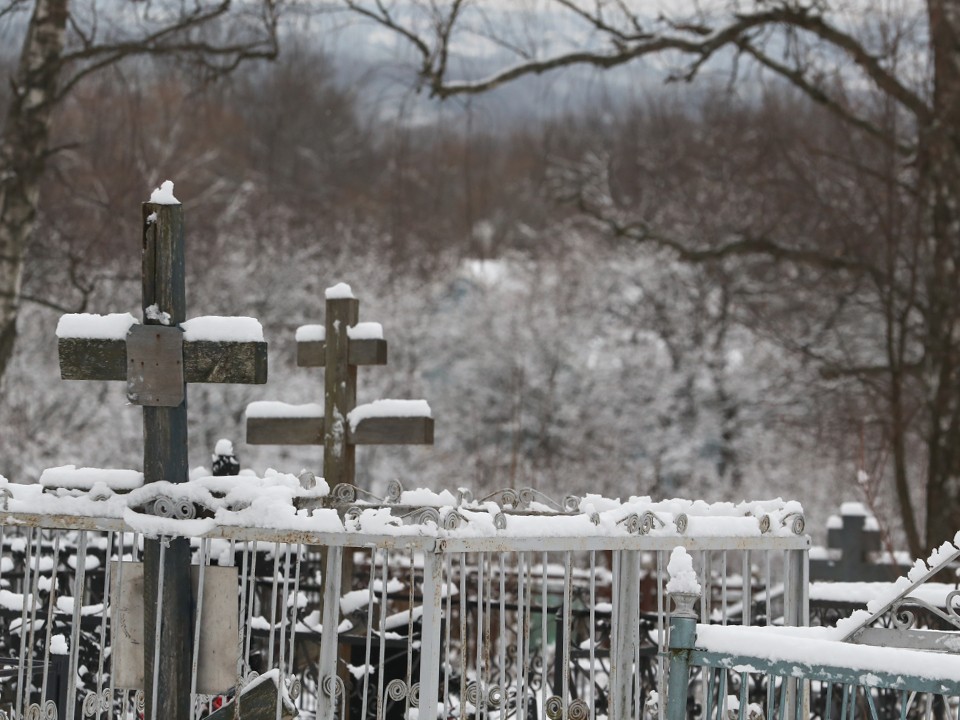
[246,284,433,489]
[53,185,268,720]
[809,503,909,582]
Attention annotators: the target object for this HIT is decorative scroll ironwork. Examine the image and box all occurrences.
[780,512,805,535]
[82,690,109,716]
[674,513,689,533]
[891,592,960,631]
[385,479,403,504]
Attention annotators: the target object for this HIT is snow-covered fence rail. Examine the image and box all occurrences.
[0,474,810,720]
[665,538,960,720]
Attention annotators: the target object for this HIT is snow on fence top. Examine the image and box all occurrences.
[39,465,144,491]
[1,470,807,548]
[694,623,960,685]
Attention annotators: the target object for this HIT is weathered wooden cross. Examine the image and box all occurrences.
[245,283,434,489]
[54,183,268,720]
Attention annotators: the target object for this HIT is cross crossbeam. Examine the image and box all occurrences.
[246,284,433,489]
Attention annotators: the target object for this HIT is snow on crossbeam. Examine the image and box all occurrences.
[56,312,138,339]
[246,399,433,445]
[346,400,434,444]
[181,316,263,342]
[246,401,325,444]
[295,322,383,343]
[58,314,267,385]
[296,322,387,367]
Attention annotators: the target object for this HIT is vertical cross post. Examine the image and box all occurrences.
[323,292,359,488]
[55,185,269,720]
[141,201,192,720]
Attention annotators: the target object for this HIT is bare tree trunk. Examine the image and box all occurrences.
[921,0,960,552]
[0,0,69,386]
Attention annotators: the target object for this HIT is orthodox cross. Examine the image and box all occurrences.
[245,283,434,490]
[54,184,267,720]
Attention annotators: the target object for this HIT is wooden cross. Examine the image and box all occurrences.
[245,284,433,489]
[54,188,267,720]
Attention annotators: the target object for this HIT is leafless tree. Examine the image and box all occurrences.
[341,0,958,554]
[0,0,279,386]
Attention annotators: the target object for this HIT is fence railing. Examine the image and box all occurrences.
[665,538,960,720]
[0,476,810,720]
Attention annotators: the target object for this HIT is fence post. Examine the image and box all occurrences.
[783,549,808,720]
[666,591,699,720]
[611,550,641,720]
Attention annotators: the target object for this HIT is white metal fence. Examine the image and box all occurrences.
[0,478,810,720]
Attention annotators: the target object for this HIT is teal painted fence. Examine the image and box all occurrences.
[666,612,960,720]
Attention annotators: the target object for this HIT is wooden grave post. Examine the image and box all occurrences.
[245,282,434,488]
[245,283,434,716]
[55,188,268,720]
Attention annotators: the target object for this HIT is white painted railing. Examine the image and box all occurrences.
[0,475,810,720]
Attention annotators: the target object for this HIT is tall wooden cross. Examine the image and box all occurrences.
[245,284,434,490]
[55,185,267,720]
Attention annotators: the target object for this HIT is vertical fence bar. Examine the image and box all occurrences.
[498,552,506,720]
[317,545,343,720]
[419,547,444,720]
[41,533,63,712]
[665,591,697,720]
[360,546,376,720]
[589,552,596,720]
[612,550,640,720]
[66,531,89,720]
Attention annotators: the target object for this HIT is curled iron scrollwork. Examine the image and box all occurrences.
[569,699,589,720]
[332,483,357,504]
[493,513,508,530]
[619,514,641,533]
[640,511,665,535]
[464,681,480,706]
[442,510,464,530]
[563,495,581,513]
[457,487,474,505]
[286,676,302,701]
[152,497,175,517]
[82,690,109,717]
[674,513,689,534]
[386,679,407,702]
[781,512,805,534]
[518,488,536,508]
[322,674,344,699]
[758,514,772,533]
[385,479,403,504]
[545,696,564,720]
[400,507,440,526]
[891,594,960,631]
